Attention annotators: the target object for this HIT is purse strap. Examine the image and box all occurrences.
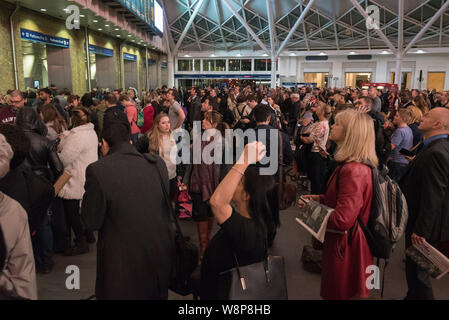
[231,237,270,290]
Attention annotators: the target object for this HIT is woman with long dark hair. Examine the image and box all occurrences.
[200,141,275,300]
[40,103,68,141]
[182,110,229,260]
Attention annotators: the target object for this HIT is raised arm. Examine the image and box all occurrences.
[210,141,266,224]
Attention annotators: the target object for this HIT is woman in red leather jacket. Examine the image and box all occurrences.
[299,108,377,300]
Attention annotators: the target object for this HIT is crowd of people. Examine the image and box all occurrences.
[0,81,448,300]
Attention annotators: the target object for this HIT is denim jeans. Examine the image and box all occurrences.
[388,161,409,182]
[32,213,54,267]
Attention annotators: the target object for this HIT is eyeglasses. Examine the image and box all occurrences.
[10,98,23,105]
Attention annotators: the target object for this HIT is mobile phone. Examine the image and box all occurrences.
[301,133,310,137]
[399,148,415,157]
[297,123,302,127]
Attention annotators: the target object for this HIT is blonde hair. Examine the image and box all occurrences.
[147,113,170,155]
[397,108,412,125]
[406,106,423,124]
[334,109,378,167]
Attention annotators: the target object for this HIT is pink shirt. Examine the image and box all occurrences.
[125,105,140,134]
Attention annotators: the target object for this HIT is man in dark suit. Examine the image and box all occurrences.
[400,107,449,300]
[187,87,202,132]
[81,120,175,300]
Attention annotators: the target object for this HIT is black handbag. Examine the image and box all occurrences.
[145,154,199,296]
[217,247,288,300]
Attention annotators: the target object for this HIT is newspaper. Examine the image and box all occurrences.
[295,198,334,243]
[405,241,449,280]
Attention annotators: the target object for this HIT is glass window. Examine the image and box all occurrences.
[193,59,201,72]
[228,59,241,71]
[255,59,267,71]
[241,59,252,71]
[215,59,226,71]
[267,59,272,71]
[345,72,372,88]
[203,59,214,71]
[178,59,192,71]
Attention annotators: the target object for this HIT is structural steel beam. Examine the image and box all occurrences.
[350,0,397,53]
[404,0,449,53]
[276,0,316,57]
[222,0,270,54]
[173,0,205,55]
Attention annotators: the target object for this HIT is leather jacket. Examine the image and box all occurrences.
[23,130,63,183]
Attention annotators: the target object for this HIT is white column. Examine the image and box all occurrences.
[271,56,277,89]
[395,52,403,88]
[375,59,388,83]
[157,54,162,88]
[167,54,175,88]
[332,60,343,88]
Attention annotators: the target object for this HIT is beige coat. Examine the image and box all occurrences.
[0,192,37,300]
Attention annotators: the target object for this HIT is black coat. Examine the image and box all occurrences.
[81,143,175,300]
[22,130,63,183]
[400,137,449,242]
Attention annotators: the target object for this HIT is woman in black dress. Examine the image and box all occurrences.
[200,141,276,300]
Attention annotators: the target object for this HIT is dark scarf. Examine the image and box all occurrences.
[189,137,220,202]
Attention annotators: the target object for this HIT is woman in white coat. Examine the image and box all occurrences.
[57,107,98,255]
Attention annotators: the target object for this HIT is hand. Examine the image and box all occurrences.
[319,149,330,157]
[404,155,416,162]
[302,118,312,126]
[411,233,426,245]
[237,141,266,166]
[297,194,321,208]
[242,118,250,124]
[356,105,370,113]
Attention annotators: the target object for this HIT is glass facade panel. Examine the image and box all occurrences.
[178,59,192,71]
[255,59,267,71]
[203,59,214,72]
[215,59,226,71]
[241,59,252,71]
[228,59,241,71]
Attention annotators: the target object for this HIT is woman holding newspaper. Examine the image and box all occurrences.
[298,109,377,300]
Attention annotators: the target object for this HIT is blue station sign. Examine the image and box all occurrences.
[20,28,70,48]
[124,53,137,61]
[89,45,114,57]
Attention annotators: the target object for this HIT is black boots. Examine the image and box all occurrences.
[64,237,89,256]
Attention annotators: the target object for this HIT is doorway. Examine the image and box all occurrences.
[427,72,445,91]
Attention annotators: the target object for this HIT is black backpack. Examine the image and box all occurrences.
[337,163,408,297]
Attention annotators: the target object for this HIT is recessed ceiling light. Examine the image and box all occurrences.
[262,53,268,57]
[115,28,119,31]
[116,35,121,37]
[349,51,356,55]
[210,54,216,57]
[128,35,132,37]
[416,49,425,54]
[105,24,110,27]
[40,8,47,11]
[63,8,70,12]
[380,50,390,54]
[93,19,98,22]
[80,14,85,17]
[236,53,242,57]
[184,54,191,57]
[319,52,326,56]
[289,53,296,56]
[74,20,79,23]
[98,28,102,31]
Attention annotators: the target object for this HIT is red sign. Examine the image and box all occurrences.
[362,82,398,89]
